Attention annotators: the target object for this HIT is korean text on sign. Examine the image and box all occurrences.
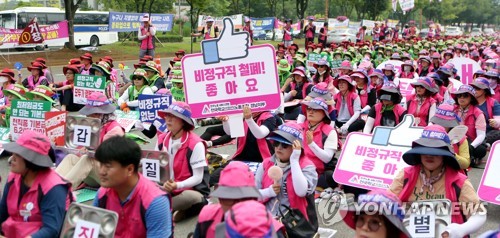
[10,100,51,141]
[138,94,172,123]
[182,44,281,118]
[74,74,106,105]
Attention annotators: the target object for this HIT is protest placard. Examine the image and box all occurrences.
[0,127,10,154]
[74,74,106,105]
[45,111,67,146]
[251,17,275,31]
[448,57,482,85]
[478,141,500,205]
[182,18,281,118]
[114,110,139,132]
[333,115,423,190]
[197,14,243,31]
[403,200,452,238]
[138,94,172,123]
[108,12,174,32]
[0,20,69,49]
[10,100,51,141]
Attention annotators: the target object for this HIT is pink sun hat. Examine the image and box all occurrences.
[78,92,116,116]
[430,103,460,128]
[210,161,260,199]
[3,130,53,167]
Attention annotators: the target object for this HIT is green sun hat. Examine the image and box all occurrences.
[172,61,182,71]
[171,70,183,83]
[141,61,160,74]
[129,68,148,81]
[3,84,27,100]
[25,85,55,103]
[90,61,111,76]
[278,59,291,72]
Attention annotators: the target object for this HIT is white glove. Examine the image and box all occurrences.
[442,223,466,238]
[134,120,145,131]
[340,124,349,134]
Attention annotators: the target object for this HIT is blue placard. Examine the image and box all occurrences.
[138,94,172,123]
[251,17,275,31]
[108,12,174,32]
[14,62,23,70]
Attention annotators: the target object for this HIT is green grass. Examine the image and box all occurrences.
[99,37,277,57]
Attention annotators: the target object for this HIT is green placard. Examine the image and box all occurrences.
[11,100,51,119]
[0,127,9,143]
[74,74,107,90]
[114,110,140,120]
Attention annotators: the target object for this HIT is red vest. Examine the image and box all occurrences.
[406,94,436,127]
[301,122,334,175]
[97,174,167,238]
[290,81,311,99]
[261,157,314,221]
[158,131,209,196]
[334,91,358,117]
[2,170,72,238]
[319,27,327,41]
[26,75,47,91]
[233,112,273,161]
[373,103,406,127]
[99,120,124,143]
[399,72,415,79]
[140,26,154,50]
[455,105,483,141]
[398,165,466,225]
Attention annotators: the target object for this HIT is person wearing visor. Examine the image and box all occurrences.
[192,17,219,39]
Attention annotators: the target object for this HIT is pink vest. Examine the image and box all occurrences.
[26,75,47,90]
[261,157,314,220]
[97,174,167,238]
[301,122,334,175]
[406,94,436,127]
[140,26,154,50]
[399,165,466,225]
[494,88,500,103]
[356,85,371,108]
[80,65,91,75]
[334,91,358,117]
[373,103,406,127]
[319,27,327,41]
[399,71,415,79]
[290,81,311,99]
[233,112,273,161]
[439,85,447,97]
[99,120,124,143]
[158,131,209,196]
[455,105,483,141]
[284,26,293,41]
[2,170,72,238]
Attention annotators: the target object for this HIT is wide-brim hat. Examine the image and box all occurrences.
[90,61,111,76]
[157,102,195,127]
[210,162,261,199]
[411,77,438,93]
[470,77,490,90]
[267,122,303,146]
[3,85,27,100]
[0,68,16,83]
[25,86,55,103]
[78,92,116,116]
[80,53,93,62]
[334,75,355,91]
[3,131,53,167]
[430,115,460,128]
[277,59,291,71]
[27,62,45,75]
[142,61,160,74]
[63,65,80,75]
[302,97,331,120]
[313,59,330,69]
[403,146,459,170]
[451,85,476,100]
[341,191,411,238]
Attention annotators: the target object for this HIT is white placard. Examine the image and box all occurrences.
[141,158,161,182]
[228,114,245,138]
[74,220,101,238]
[72,125,92,147]
[409,213,436,238]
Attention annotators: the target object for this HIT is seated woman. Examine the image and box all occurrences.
[350,69,376,115]
[25,85,59,111]
[1,84,27,128]
[341,190,411,238]
[399,60,417,79]
[283,67,313,120]
[451,85,487,167]
[157,102,210,222]
[470,77,500,146]
[56,92,124,189]
[406,77,438,127]
[0,130,72,238]
[0,68,16,113]
[417,56,433,77]
[118,69,153,112]
[301,97,338,188]
[255,122,318,226]
[390,125,487,238]
[311,59,333,88]
[90,61,116,103]
[430,104,470,171]
[51,64,85,112]
[21,61,49,91]
[333,75,365,135]
[363,82,406,134]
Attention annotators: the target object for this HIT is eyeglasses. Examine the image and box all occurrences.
[272,141,291,149]
[456,93,470,98]
[355,216,383,232]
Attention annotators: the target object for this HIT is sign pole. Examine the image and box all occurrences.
[154,35,165,47]
[121,32,134,44]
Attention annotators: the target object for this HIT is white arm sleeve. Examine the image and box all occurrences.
[445,213,487,238]
[150,26,156,36]
[245,118,270,139]
[283,92,292,102]
[296,114,306,124]
[222,121,230,135]
[345,111,361,126]
[308,142,335,163]
[118,86,130,105]
[138,29,146,40]
[290,150,309,197]
[470,130,486,148]
[361,105,371,114]
[363,117,375,134]
[176,142,207,189]
[428,103,437,124]
[126,87,154,107]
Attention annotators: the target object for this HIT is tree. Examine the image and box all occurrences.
[296,0,309,20]
[17,0,43,7]
[265,0,280,18]
[64,0,84,50]
[185,0,209,34]
[100,0,174,14]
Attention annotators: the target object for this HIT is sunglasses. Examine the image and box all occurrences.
[306,107,321,112]
[456,93,470,98]
[272,141,291,149]
[355,216,383,232]
[132,77,144,80]
[414,85,424,89]
[318,65,327,68]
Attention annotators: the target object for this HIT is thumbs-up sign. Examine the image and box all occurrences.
[201,18,250,64]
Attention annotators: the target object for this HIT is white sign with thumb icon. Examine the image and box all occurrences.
[201,18,250,65]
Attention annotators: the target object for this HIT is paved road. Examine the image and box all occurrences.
[0,57,498,237]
